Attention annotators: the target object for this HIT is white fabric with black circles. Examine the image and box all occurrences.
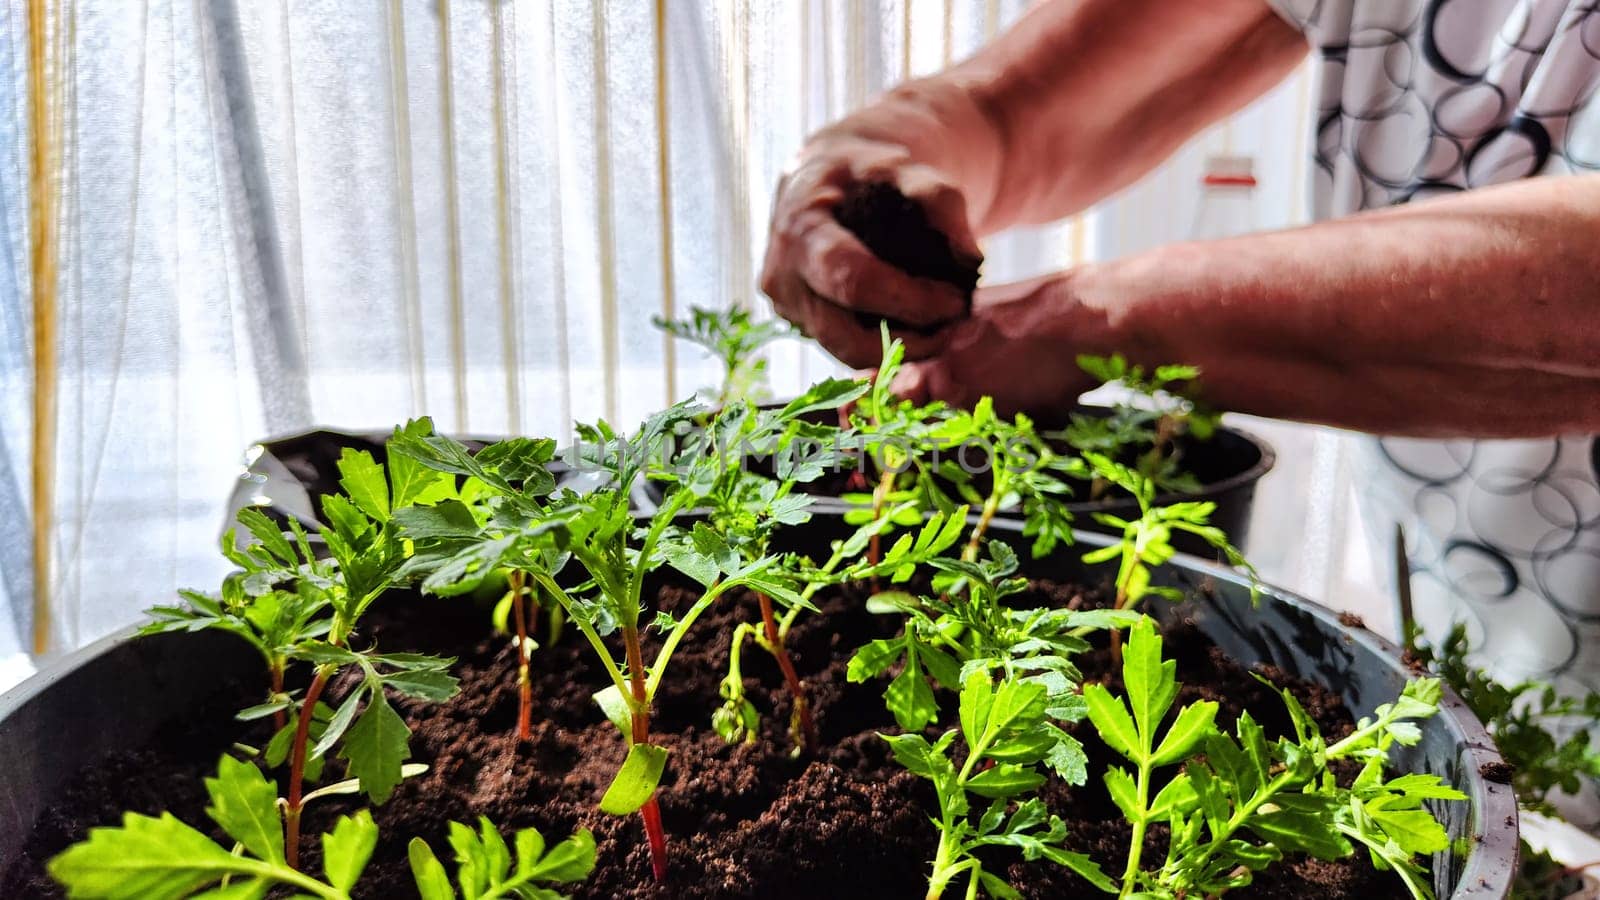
[1266,0,1600,701]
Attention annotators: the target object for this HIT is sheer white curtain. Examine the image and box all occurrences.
[1,1,1375,680]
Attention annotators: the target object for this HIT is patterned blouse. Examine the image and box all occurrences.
[1265,0,1600,696]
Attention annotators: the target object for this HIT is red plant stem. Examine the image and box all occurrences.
[270,662,286,734]
[623,624,669,882]
[510,571,532,741]
[758,592,815,751]
[284,666,330,871]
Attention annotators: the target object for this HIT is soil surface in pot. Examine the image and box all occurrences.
[2,577,1413,899]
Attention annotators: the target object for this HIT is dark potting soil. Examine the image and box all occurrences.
[2,577,1412,900]
[832,181,982,299]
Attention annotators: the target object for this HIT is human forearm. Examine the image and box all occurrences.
[1081,175,1600,436]
[763,0,1306,367]
[843,0,1305,232]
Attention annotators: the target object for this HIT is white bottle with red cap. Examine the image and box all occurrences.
[1190,154,1258,240]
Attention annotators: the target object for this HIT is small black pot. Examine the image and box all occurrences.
[0,514,1512,897]
[236,408,1274,560]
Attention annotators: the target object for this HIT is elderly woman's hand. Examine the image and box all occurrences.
[759,128,981,369]
[890,272,1114,415]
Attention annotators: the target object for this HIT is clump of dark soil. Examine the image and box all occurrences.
[2,576,1412,899]
[832,180,982,297]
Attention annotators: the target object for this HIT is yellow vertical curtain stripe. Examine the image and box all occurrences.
[654,0,677,406]
[28,0,60,655]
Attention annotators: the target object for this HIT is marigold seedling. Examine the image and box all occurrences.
[1065,354,1221,498]
[388,417,561,743]
[683,380,865,750]
[881,671,1113,899]
[48,754,594,900]
[653,304,792,407]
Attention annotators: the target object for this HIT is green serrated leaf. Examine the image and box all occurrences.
[1152,701,1218,766]
[340,693,411,804]
[966,764,1046,799]
[1083,684,1138,761]
[337,449,391,522]
[322,811,379,892]
[203,756,285,865]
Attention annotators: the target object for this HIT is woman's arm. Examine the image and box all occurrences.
[950,0,1306,232]
[894,174,1600,438]
[760,0,1306,368]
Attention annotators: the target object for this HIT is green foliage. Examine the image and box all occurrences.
[143,432,463,820]
[848,540,1134,745]
[653,304,792,405]
[921,397,1086,560]
[1064,354,1220,496]
[1408,623,1600,815]
[1078,453,1255,608]
[600,744,671,815]
[407,817,596,900]
[882,672,1115,899]
[47,754,594,900]
[1077,621,1459,899]
[48,755,377,899]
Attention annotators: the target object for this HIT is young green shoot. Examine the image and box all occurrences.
[653,304,792,407]
[1076,452,1255,664]
[480,400,807,882]
[851,540,1136,739]
[142,508,333,734]
[919,398,1083,565]
[387,417,561,743]
[1066,354,1221,498]
[882,672,1114,900]
[408,817,597,900]
[48,754,595,900]
[1083,618,1462,899]
[1407,622,1600,817]
[683,380,866,750]
[843,331,946,572]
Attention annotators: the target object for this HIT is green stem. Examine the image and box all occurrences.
[1164,771,1296,891]
[1325,717,1392,760]
[780,544,849,639]
[646,575,747,698]
[1119,757,1155,896]
[222,860,348,899]
[926,828,979,900]
[1335,823,1430,900]
[528,573,630,699]
[269,657,287,734]
[629,489,695,605]
[869,468,897,570]
[963,472,1007,563]
[927,831,957,900]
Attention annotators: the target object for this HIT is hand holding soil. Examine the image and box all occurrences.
[760,133,980,369]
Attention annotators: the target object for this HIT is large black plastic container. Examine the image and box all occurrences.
[0,514,1512,897]
[232,413,1275,558]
